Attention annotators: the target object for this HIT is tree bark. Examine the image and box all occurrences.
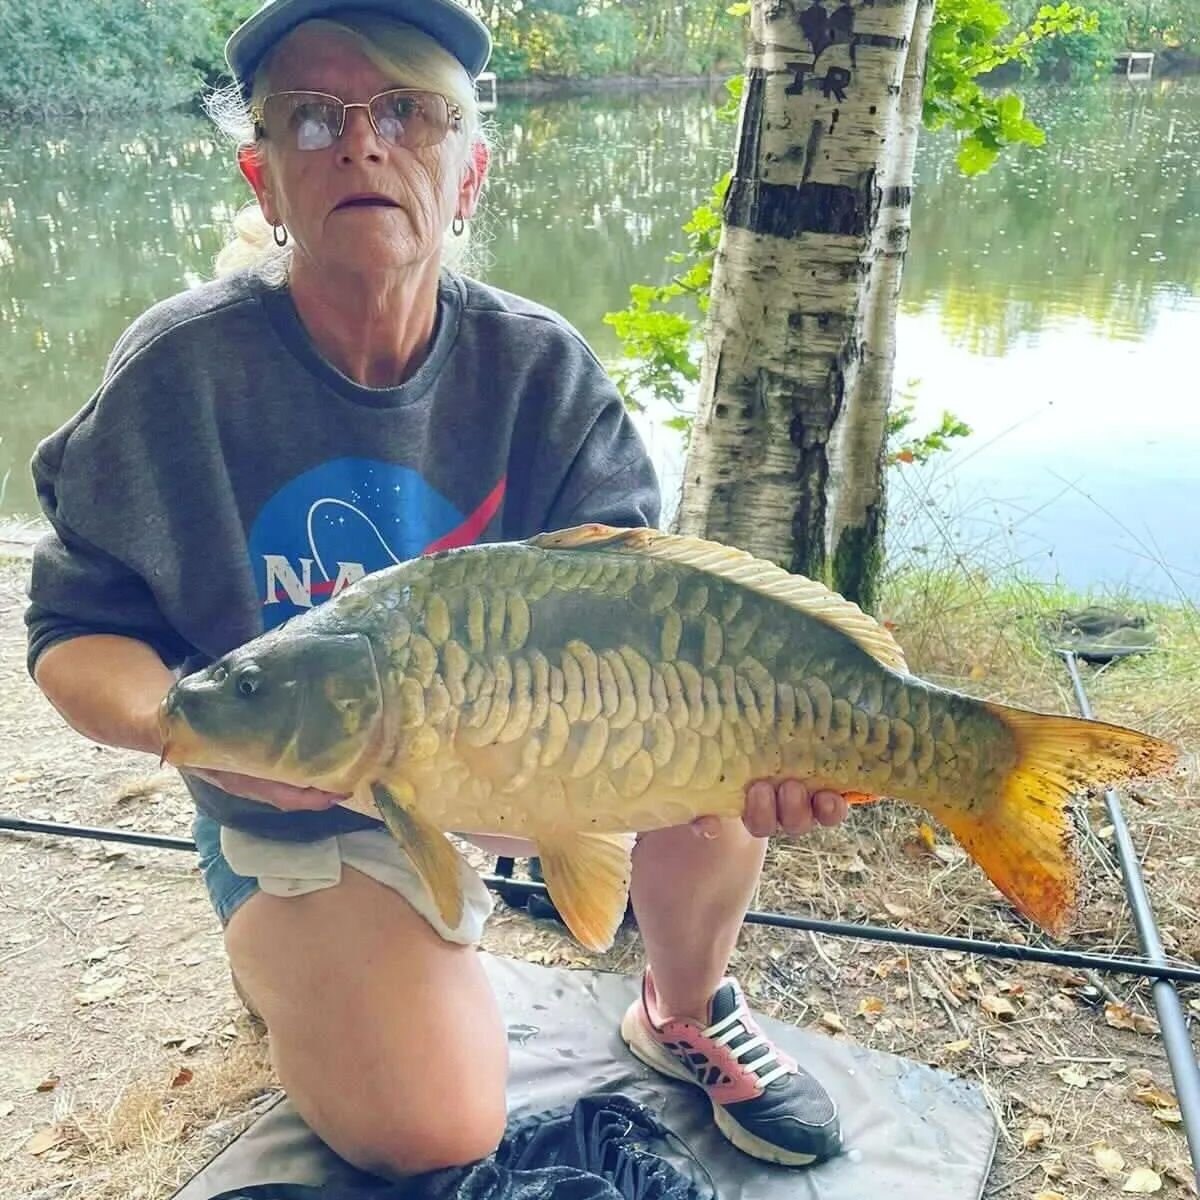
[673,0,932,613]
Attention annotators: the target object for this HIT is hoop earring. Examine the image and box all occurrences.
[272,223,289,247]
[452,215,465,237]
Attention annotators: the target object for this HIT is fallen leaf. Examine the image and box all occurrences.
[1131,1068,1155,1086]
[1133,1084,1179,1110]
[836,855,869,875]
[964,965,984,987]
[1153,1108,1182,1125]
[1105,1002,1160,1035]
[1034,1193,1066,1200]
[996,1049,1029,1068]
[981,994,1017,1019]
[170,1068,194,1088]
[1042,1155,1068,1179]
[883,901,911,919]
[25,1127,63,1156]
[1123,1168,1162,1194]
[932,844,966,865]
[943,1039,971,1055]
[857,996,885,1023]
[820,1012,845,1034]
[1056,1065,1090,1088]
[918,823,937,851]
[1189,999,1200,1015]
[75,975,126,1006]
[1162,1162,1198,1193]
[875,1018,895,1034]
[1094,1142,1126,1176]
[1023,1118,1051,1150]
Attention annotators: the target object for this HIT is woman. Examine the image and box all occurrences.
[26,0,849,1178]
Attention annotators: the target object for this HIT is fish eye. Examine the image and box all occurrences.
[234,665,262,697]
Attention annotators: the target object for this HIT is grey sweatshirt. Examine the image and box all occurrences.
[25,268,661,839]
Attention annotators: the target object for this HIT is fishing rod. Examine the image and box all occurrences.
[1058,649,1200,1188]
[5,814,1200,985]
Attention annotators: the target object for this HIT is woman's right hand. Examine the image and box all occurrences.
[187,768,345,812]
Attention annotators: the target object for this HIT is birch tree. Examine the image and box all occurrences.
[651,0,1093,611]
[673,0,935,613]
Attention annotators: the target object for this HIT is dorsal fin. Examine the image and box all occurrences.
[526,524,909,674]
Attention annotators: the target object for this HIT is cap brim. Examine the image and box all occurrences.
[226,0,492,93]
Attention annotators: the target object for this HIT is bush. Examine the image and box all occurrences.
[0,0,216,119]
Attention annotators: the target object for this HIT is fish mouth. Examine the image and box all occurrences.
[334,193,400,211]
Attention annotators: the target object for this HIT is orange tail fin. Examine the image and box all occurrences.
[931,705,1177,937]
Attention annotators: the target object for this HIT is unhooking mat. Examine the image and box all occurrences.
[173,955,997,1199]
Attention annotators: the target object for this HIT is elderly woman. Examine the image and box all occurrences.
[26,0,849,1180]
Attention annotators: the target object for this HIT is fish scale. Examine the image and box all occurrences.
[377,565,1014,835]
[160,523,1179,952]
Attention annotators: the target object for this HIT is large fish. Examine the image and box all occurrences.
[160,524,1178,951]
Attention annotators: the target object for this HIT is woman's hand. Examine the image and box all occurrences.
[187,768,345,812]
[692,779,850,840]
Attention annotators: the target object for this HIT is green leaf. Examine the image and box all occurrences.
[957,133,1000,175]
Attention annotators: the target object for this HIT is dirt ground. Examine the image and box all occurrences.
[1,551,1198,1200]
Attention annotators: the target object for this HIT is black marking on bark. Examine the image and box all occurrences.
[784,61,856,100]
[733,68,767,185]
[789,310,852,335]
[882,185,912,208]
[800,119,823,182]
[798,1,857,66]
[822,66,852,101]
[727,178,872,239]
[855,32,906,53]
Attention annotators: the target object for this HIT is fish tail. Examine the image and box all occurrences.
[933,704,1178,937]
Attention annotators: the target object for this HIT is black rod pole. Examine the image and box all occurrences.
[1059,649,1200,1189]
[7,814,1200,986]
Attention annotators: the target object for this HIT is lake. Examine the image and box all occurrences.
[1,78,1197,600]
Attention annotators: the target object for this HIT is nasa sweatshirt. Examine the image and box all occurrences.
[24,268,661,839]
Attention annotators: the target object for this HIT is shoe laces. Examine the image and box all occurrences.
[702,1003,792,1087]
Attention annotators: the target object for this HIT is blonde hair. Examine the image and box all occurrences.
[205,13,487,283]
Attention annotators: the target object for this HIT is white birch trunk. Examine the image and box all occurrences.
[673,0,932,611]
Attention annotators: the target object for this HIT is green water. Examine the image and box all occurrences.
[2,79,1197,598]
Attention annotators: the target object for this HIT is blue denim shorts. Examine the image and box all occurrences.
[193,813,260,927]
[191,812,494,941]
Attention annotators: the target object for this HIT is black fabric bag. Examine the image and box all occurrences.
[209,1092,712,1200]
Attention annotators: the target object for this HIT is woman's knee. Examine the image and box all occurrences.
[348,1093,508,1178]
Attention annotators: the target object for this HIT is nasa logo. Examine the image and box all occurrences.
[248,458,504,629]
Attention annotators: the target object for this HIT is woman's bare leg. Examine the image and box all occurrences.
[225,865,508,1179]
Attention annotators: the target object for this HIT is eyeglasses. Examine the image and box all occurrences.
[251,88,463,153]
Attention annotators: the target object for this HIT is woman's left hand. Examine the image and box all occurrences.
[692,779,850,840]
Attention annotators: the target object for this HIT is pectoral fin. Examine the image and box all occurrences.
[370,781,464,931]
[535,831,635,953]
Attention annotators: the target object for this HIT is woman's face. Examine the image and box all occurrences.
[244,25,482,282]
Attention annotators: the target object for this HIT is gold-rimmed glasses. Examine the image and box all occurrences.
[252,88,463,152]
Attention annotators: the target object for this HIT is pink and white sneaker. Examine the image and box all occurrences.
[620,971,842,1167]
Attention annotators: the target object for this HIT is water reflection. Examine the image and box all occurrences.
[902,80,1200,351]
[1,81,1198,598]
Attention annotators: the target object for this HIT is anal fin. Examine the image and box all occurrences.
[535,831,635,954]
[370,781,465,931]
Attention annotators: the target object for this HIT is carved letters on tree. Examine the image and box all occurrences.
[785,0,858,101]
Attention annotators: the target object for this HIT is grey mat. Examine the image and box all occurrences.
[175,955,997,1198]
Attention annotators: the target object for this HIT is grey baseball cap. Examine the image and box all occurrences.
[226,0,493,93]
